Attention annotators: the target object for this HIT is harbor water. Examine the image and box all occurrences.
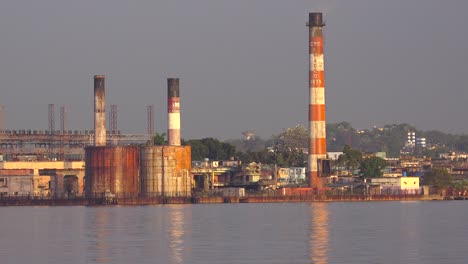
[0,201,467,264]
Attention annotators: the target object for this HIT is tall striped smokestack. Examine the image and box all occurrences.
[167,78,181,146]
[308,13,326,188]
[94,75,106,146]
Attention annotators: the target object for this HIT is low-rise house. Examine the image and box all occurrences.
[366,176,420,194]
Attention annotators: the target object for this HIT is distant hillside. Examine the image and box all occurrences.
[327,122,468,157]
[226,122,468,158]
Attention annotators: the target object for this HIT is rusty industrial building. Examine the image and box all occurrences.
[84,76,192,198]
[0,76,149,159]
[0,74,193,199]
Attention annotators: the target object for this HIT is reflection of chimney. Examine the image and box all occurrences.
[307,13,326,188]
[167,78,181,146]
[94,75,106,146]
[309,203,329,264]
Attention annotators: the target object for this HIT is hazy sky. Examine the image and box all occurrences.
[1,0,467,139]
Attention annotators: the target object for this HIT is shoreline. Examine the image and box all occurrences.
[0,194,456,206]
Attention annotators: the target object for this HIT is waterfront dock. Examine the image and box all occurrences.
[0,193,453,206]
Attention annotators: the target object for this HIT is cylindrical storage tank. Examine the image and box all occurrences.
[140,146,192,197]
[141,147,164,196]
[85,146,140,198]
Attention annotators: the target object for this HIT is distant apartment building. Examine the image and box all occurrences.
[416,137,427,148]
[289,167,306,183]
[405,131,426,149]
[407,132,416,147]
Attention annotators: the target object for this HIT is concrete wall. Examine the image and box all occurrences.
[50,169,85,198]
[0,175,34,196]
[0,162,84,195]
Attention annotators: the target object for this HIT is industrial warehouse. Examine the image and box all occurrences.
[84,76,192,200]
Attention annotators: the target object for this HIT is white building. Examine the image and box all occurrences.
[367,177,420,194]
[327,152,343,161]
[289,167,306,183]
[416,137,427,148]
[406,132,416,147]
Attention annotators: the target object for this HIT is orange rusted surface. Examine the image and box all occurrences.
[310,37,324,53]
[309,71,325,87]
[85,146,140,197]
[278,187,318,196]
[309,104,326,121]
[307,171,324,189]
[140,146,191,197]
[309,138,327,155]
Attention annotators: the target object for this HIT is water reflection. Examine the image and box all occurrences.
[309,203,329,264]
[93,209,112,263]
[168,205,187,264]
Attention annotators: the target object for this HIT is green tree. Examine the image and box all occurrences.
[272,125,308,167]
[184,140,208,161]
[359,157,387,178]
[452,180,468,192]
[153,132,167,145]
[237,149,278,165]
[423,168,453,188]
[338,145,362,175]
[225,136,274,153]
[327,122,359,151]
[183,138,236,161]
[275,125,308,151]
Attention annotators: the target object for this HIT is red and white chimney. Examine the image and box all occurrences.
[307,13,326,188]
[167,78,181,146]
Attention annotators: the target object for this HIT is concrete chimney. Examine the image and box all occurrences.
[94,75,106,146]
[167,78,181,146]
[307,13,326,188]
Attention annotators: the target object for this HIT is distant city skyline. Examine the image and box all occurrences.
[1,0,467,139]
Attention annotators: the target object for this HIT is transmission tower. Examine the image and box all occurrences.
[147,104,154,141]
[109,104,118,134]
[48,104,55,133]
[60,105,67,133]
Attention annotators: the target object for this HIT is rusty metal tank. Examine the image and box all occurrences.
[141,146,191,197]
[85,146,140,198]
